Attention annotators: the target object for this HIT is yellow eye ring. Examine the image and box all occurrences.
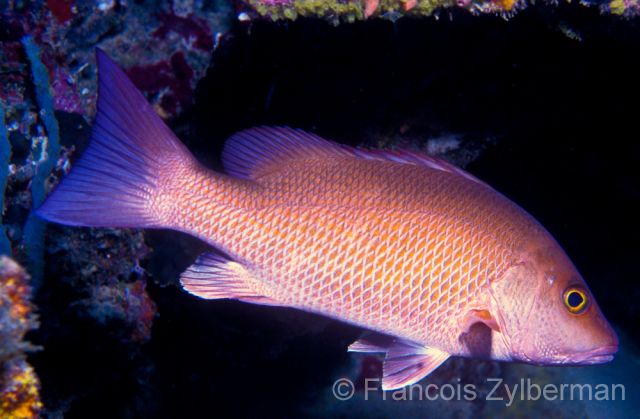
[563,287,589,314]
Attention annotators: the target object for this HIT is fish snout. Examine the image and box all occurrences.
[570,344,618,364]
[563,324,619,365]
[585,316,620,362]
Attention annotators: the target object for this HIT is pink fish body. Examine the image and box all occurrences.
[38,51,618,390]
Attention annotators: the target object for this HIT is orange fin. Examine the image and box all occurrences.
[222,127,351,181]
[222,126,488,186]
[461,309,501,333]
[180,252,281,306]
[349,335,450,390]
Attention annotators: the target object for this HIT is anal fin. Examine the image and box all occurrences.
[348,332,394,353]
[349,334,450,390]
[180,252,281,306]
[383,344,450,390]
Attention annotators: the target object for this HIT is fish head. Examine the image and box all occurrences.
[489,233,618,366]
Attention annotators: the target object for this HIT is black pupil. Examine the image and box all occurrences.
[568,291,584,308]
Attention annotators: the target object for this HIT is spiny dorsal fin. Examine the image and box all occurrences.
[222,127,487,186]
[350,147,488,187]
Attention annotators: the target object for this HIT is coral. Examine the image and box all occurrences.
[82,278,157,343]
[0,361,42,419]
[607,0,640,16]
[0,41,30,107]
[239,0,528,22]
[45,225,154,340]
[21,35,62,291]
[0,257,38,361]
[246,0,366,23]
[0,104,12,256]
[61,1,231,119]
[21,34,61,218]
[152,13,214,52]
[0,3,230,413]
[0,256,41,418]
[50,66,84,115]
[45,227,150,285]
[46,0,75,23]
[126,52,196,119]
[1,1,232,120]
[238,0,640,21]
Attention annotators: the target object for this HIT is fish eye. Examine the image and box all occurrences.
[563,287,589,314]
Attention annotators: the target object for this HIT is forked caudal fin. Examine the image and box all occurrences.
[36,49,195,228]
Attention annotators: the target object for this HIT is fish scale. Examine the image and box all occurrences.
[38,50,618,390]
[160,153,527,353]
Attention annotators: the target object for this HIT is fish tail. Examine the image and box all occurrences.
[36,49,196,228]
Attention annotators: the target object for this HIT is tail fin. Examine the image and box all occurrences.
[36,49,195,228]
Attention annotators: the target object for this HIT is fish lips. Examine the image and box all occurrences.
[559,345,619,365]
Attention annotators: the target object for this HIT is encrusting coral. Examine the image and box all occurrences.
[240,0,640,22]
[0,256,41,419]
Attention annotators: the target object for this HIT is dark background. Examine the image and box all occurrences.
[31,3,639,417]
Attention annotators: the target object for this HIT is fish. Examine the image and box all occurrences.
[37,50,618,390]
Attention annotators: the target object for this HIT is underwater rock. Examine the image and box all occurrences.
[238,0,640,22]
[0,0,230,347]
[21,35,62,290]
[0,0,233,293]
[81,277,157,343]
[45,226,155,341]
[0,2,232,414]
[0,0,233,119]
[0,256,42,418]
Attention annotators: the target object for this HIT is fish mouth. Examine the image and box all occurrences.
[563,345,618,365]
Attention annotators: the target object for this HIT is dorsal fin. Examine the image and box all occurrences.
[222,126,487,186]
[350,147,488,187]
[222,127,351,180]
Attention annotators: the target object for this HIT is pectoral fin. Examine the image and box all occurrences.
[460,309,501,333]
[349,334,450,390]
